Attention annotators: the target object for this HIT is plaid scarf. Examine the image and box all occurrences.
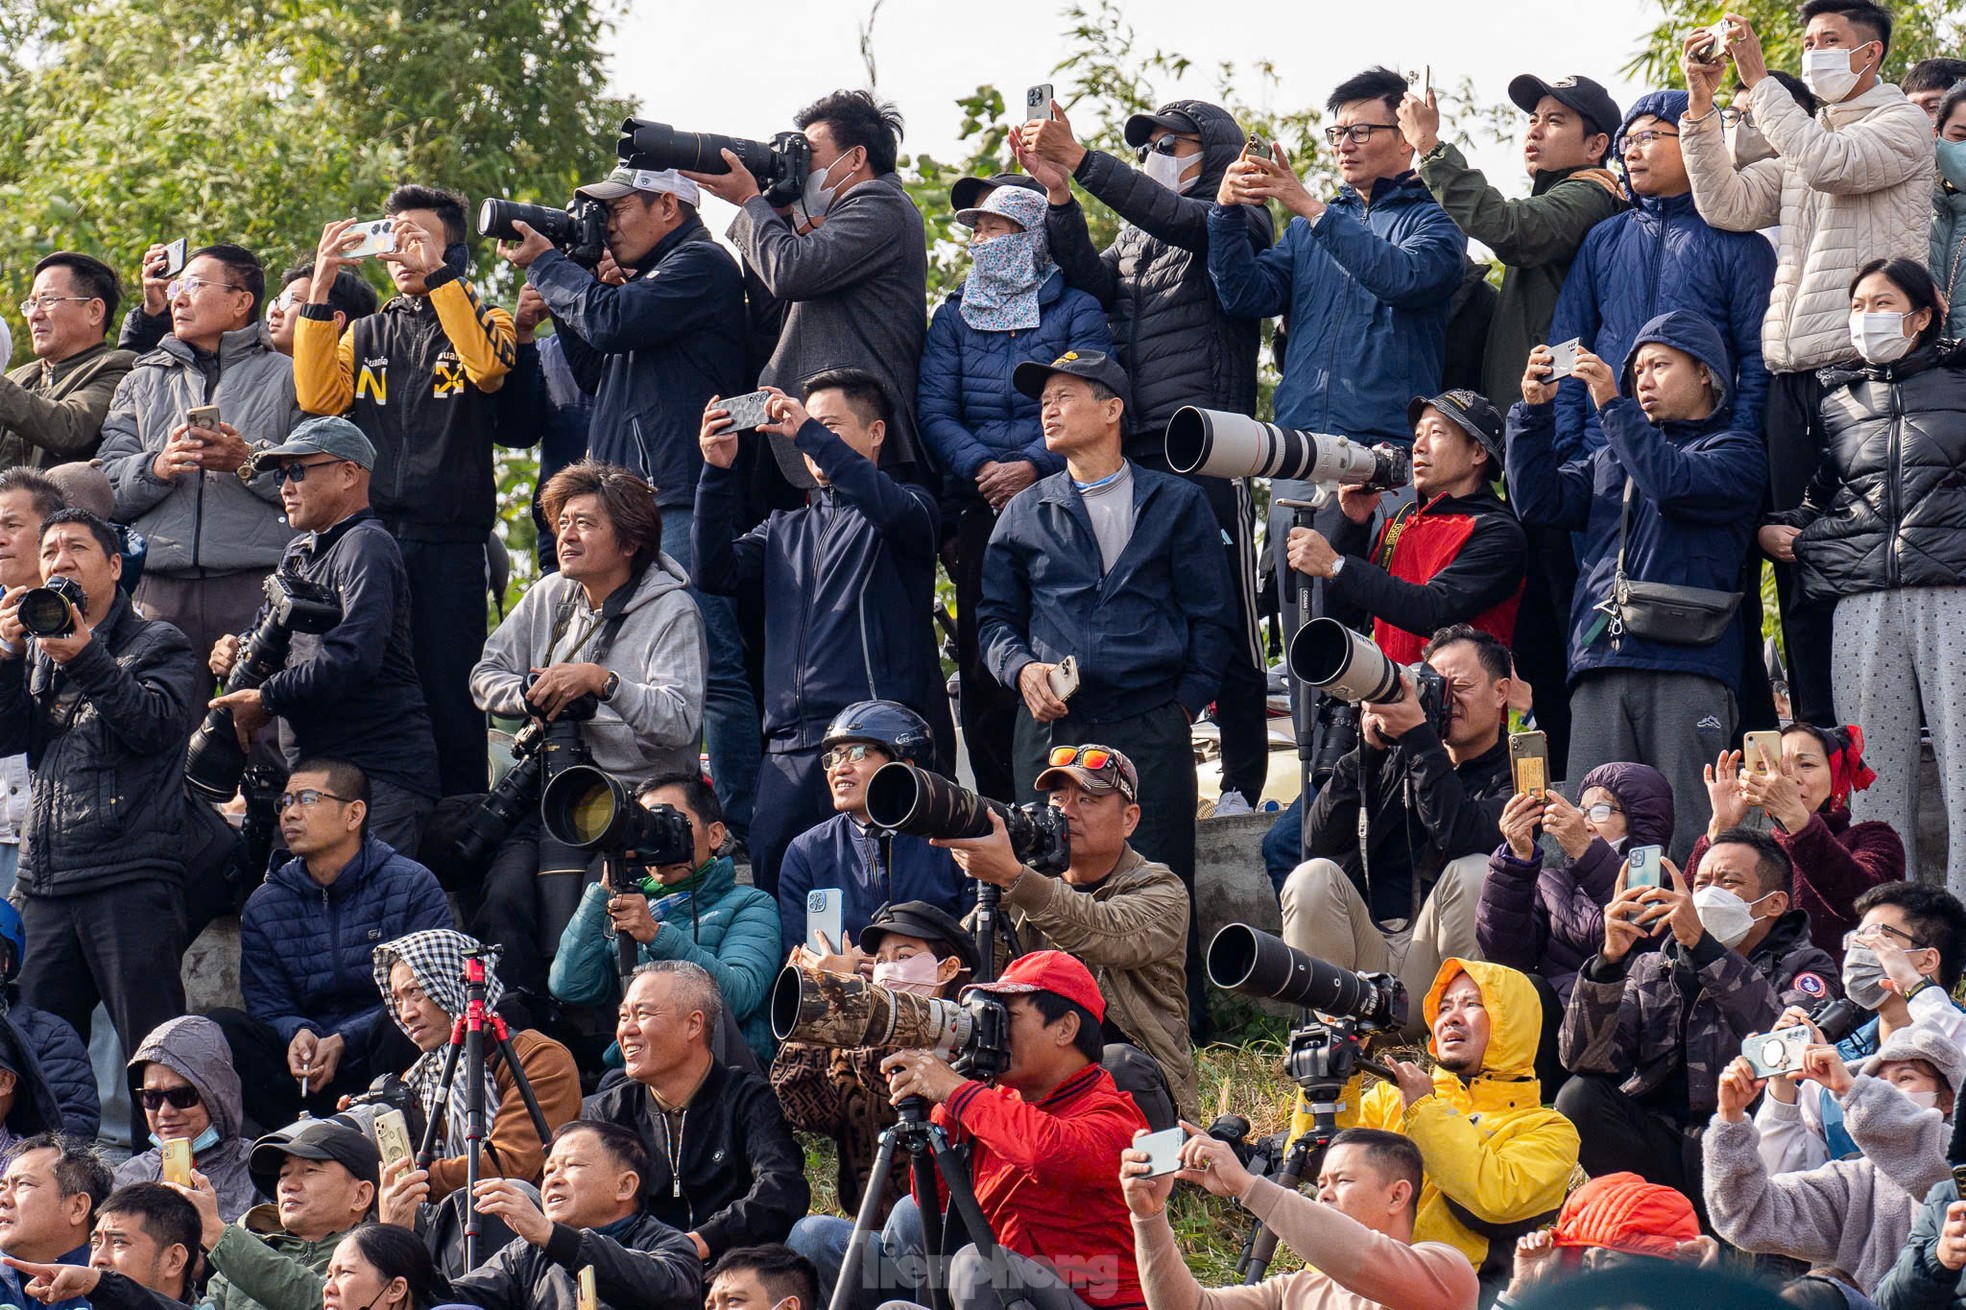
[371,929,502,1152]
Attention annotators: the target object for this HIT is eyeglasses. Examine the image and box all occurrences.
[270,290,304,312]
[821,743,884,771]
[270,459,346,487]
[166,277,246,299]
[277,788,354,811]
[1846,922,1929,951]
[17,295,99,315]
[1717,107,1754,128]
[1624,130,1680,148]
[1324,123,1402,146]
[1584,803,1624,823]
[1135,135,1199,160]
[137,1086,202,1112]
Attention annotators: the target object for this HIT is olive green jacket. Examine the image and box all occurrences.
[0,342,136,469]
[201,1205,346,1310]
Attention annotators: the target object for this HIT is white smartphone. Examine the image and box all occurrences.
[342,217,398,259]
[721,390,773,432]
[1546,337,1583,380]
[162,238,188,277]
[1136,1125,1190,1177]
[1046,655,1080,702]
[1025,84,1054,121]
[806,888,844,956]
[373,1107,415,1170]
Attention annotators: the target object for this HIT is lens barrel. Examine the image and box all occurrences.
[769,964,970,1062]
[477,199,574,244]
[16,586,75,638]
[540,764,634,850]
[1288,617,1404,703]
[1207,923,1395,1025]
[864,762,993,839]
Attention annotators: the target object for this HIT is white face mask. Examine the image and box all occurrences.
[1143,148,1200,194]
[1801,44,1874,104]
[1693,886,1775,949]
[1850,310,1916,364]
[801,152,854,222]
[871,952,945,996]
[1906,1089,1941,1111]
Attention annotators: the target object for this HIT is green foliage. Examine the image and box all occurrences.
[1626,0,1965,90]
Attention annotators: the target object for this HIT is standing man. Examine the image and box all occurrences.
[297,186,518,798]
[0,509,203,1060]
[0,253,135,471]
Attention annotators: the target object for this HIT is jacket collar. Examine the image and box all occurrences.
[38,342,114,385]
[1825,79,1906,124]
[301,507,380,557]
[1029,1061,1106,1110]
[640,212,712,274]
[1414,484,1509,518]
[1820,343,1943,389]
[275,835,387,899]
[160,320,273,369]
[1634,188,1697,219]
[1336,171,1428,211]
[1530,161,1619,196]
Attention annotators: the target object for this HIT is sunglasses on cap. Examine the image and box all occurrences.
[1048,745,1114,771]
[138,1086,203,1111]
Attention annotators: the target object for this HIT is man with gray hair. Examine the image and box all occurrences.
[581,961,808,1267]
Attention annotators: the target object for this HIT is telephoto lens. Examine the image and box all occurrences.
[539,764,694,867]
[769,964,1012,1079]
[615,119,814,207]
[1206,923,1408,1031]
[863,762,1070,875]
[1163,407,1411,488]
[477,199,575,245]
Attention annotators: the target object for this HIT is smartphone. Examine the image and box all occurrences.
[342,217,397,259]
[1546,337,1583,381]
[806,888,844,957]
[1424,65,1432,98]
[184,403,220,435]
[1046,654,1080,702]
[721,389,773,433]
[1509,730,1549,796]
[162,238,188,278]
[1692,21,1734,64]
[1136,1125,1190,1178]
[577,1268,597,1310]
[1745,730,1783,775]
[1242,132,1264,160]
[1742,1024,1814,1078]
[161,1137,193,1187]
[1025,84,1054,122]
[373,1107,414,1170]
[1627,843,1664,891]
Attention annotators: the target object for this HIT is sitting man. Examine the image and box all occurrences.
[937,744,1194,1123]
[582,961,809,1265]
[776,702,968,969]
[117,1015,261,1222]
[1126,1126,1478,1310]
[1340,960,1580,1291]
[368,929,582,1200]
[0,1135,112,1309]
[440,1122,702,1310]
[216,757,452,1130]
[1282,623,1514,1029]
[4,1182,201,1310]
[1557,828,1837,1212]
[552,774,781,1064]
[706,1247,820,1310]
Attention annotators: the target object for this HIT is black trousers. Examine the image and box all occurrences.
[398,537,490,798]
[950,504,1022,804]
[1514,524,1578,769]
[19,878,187,1063]
[209,1005,421,1137]
[1554,1073,1707,1221]
[467,826,602,998]
[1762,371,1835,726]
[749,745,834,901]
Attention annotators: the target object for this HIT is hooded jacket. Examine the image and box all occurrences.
[1687,806,1905,962]
[4,1004,95,1140]
[1046,100,1274,453]
[1506,309,1768,689]
[1766,342,1966,608]
[1705,1025,1962,1295]
[1478,761,1676,1003]
[1547,91,1775,457]
[1682,77,1934,374]
[919,269,1113,478]
[1208,170,1465,442]
[116,1015,261,1221]
[97,323,299,573]
[1341,959,1581,1279]
[0,342,137,470]
[446,1211,703,1310]
[0,1011,69,1150]
[1935,185,1966,339]
[471,554,706,778]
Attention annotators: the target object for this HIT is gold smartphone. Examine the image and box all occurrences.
[161,1137,193,1187]
[1744,730,1783,775]
[577,1267,597,1310]
[1510,729,1550,796]
[373,1108,415,1171]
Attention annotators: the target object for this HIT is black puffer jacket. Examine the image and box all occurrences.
[1771,341,1966,607]
[1047,100,1274,456]
[0,591,204,895]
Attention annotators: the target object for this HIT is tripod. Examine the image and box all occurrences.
[1276,496,1328,863]
[414,947,554,1269]
[967,882,1020,986]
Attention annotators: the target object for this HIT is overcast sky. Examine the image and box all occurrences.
[603,0,1672,223]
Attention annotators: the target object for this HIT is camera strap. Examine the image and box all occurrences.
[548,572,639,666]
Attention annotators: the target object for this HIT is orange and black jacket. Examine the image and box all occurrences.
[1327,483,1526,662]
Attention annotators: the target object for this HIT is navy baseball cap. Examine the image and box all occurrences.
[1507,74,1622,143]
[1011,350,1131,410]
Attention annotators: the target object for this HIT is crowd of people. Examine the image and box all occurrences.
[0,1,1962,1307]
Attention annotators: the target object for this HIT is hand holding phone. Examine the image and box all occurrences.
[1546,338,1583,381]
[1045,655,1080,703]
[1135,1125,1191,1177]
[1509,730,1549,797]
[806,889,844,958]
[161,1138,193,1187]
[373,1108,415,1171]
[1024,84,1054,123]
[720,390,773,433]
[341,218,398,260]
[1741,1024,1814,1078]
[162,238,188,278]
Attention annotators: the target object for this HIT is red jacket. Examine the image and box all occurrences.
[1328,486,1525,664]
[1687,807,1905,962]
[926,1064,1148,1310]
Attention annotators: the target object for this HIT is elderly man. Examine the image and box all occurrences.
[0,253,135,470]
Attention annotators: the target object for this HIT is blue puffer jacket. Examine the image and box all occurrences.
[1505,309,1767,689]
[775,814,975,954]
[917,269,1113,480]
[1547,90,1776,459]
[239,837,452,1049]
[1207,172,1465,440]
[11,1003,96,1139]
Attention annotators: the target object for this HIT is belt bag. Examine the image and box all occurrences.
[1610,478,1740,646]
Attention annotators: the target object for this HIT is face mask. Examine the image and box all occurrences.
[871,952,945,996]
[1801,44,1873,104]
[1906,1089,1941,1111]
[1841,945,1892,1009]
[1693,886,1774,949]
[802,152,854,222]
[1143,148,1200,194]
[1850,310,1916,364]
[1937,138,1966,192]
[148,1123,222,1154]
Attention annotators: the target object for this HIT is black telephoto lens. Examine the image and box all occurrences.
[1206,923,1407,1030]
[477,199,575,245]
[864,762,993,839]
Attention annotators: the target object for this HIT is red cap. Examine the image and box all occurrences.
[1550,1172,1699,1257]
[962,949,1106,1023]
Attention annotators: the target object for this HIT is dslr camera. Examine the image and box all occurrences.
[538,764,695,868]
[477,198,608,268]
[15,575,87,639]
[616,118,813,208]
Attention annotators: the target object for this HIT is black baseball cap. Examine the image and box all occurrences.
[1124,107,1202,149]
[1011,349,1131,410]
[1408,390,1506,468]
[950,172,1044,214]
[1507,74,1622,143]
[859,901,980,976]
[249,1119,381,1198]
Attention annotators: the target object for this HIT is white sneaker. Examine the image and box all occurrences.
[1213,790,1254,817]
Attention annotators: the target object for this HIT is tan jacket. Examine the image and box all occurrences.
[1002,843,1196,1118]
[1682,78,1933,373]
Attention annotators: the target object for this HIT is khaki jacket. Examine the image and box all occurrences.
[0,342,136,469]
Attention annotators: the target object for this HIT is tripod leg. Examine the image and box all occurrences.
[415,1037,463,1166]
[1238,1138,1313,1283]
[491,1026,553,1141]
[927,1130,1037,1310]
[828,1128,902,1310]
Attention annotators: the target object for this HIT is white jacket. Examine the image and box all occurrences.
[1682,78,1934,373]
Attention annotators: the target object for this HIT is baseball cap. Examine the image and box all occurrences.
[1010,349,1131,410]
[1034,744,1138,804]
[950,172,1044,215]
[576,165,701,207]
[246,415,376,476]
[248,1118,382,1198]
[955,184,1048,233]
[962,949,1106,1023]
[1507,74,1623,143]
[859,901,980,976]
[1407,390,1505,469]
[1123,107,1202,149]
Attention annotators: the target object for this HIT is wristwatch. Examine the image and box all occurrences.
[599,671,620,703]
[1327,555,1347,578]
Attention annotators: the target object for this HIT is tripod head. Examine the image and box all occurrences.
[1283,1012,1394,1102]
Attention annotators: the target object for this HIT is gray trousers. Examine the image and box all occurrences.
[134,568,273,671]
[1566,668,1735,862]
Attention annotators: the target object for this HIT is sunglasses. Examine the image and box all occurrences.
[138,1086,202,1111]
[271,459,346,487]
[1045,745,1134,799]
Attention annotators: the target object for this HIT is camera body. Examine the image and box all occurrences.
[863,762,1070,875]
[451,688,599,874]
[771,964,1012,1081]
[336,1074,429,1154]
[16,575,87,638]
[617,119,814,209]
[477,198,609,269]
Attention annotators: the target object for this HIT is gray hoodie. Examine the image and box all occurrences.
[470,555,706,778]
[115,1015,263,1222]
[97,322,299,574]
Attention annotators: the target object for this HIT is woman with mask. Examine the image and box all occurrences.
[1759,257,1966,889]
[1933,82,1966,337]
[1694,723,1904,962]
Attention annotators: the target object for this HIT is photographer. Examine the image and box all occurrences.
[468,460,707,996]
[937,744,1195,1121]
[1281,624,1514,1025]
[0,252,135,470]
[551,773,780,1063]
[0,508,204,1062]
[695,373,945,893]
[212,417,440,852]
[296,186,519,797]
[1125,1126,1478,1310]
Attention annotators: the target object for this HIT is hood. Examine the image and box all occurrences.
[1866,1024,1966,1094]
[620,552,691,614]
[128,1015,244,1141]
[0,1018,61,1138]
[1423,958,1542,1097]
[1615,90,1688,206]
[1620,309,1734,421]
[1157,99,1250,198]
[1578,762,1675,851]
